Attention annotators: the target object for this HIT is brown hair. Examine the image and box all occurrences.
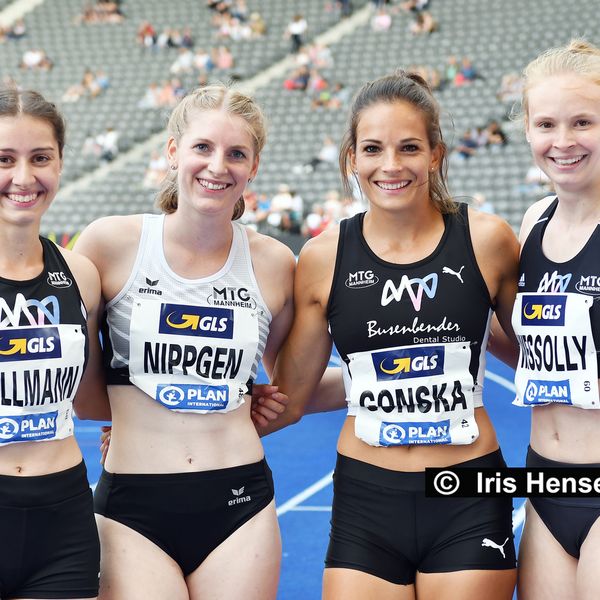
[157,84,266,219]
[522,39,600,120]
[0,87,66,157]
[339,71,454,214]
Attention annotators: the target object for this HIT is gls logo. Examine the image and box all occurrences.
[524,379,571,405]
[47,271,72,289]
[372,346,445,381]
[345,270,379,289]
[380,273,438,310]
[379,420,451,445]
[158,304,234,339]
[521,295,566,326]
[0,327,62,362]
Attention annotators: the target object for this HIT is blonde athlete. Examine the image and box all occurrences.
[75,85,294,600]
[512,40,600,600]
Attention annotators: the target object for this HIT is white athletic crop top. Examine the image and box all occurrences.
[102,214,272,413]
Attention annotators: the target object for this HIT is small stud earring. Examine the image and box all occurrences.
[170,164,177,171]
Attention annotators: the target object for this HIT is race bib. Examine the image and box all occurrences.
[348,342,479,446]
[129,299,259,413]
[513,293,599,408]
[0,323,85,443]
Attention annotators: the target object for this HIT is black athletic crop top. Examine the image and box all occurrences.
[327,203,493,415]
[0,238,88,443]
[518,197,600,371]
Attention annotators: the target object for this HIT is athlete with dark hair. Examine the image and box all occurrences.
[0,86,108,599]
[264,71,520,600]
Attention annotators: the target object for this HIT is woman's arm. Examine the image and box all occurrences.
[60,247,111,420]
[469,209,520,368]
[258,229,340,435]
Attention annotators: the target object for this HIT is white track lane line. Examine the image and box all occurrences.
[513,499,527,533]
[485,369,516,392]
[276,471,334,517]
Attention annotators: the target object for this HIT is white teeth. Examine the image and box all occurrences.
[377,181,409,190]
[6,193,38,203]
[199,179,229,190]
[553,156,583,165]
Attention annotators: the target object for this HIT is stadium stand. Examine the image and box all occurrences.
[0,0,598,240]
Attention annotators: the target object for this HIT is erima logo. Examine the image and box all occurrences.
[139,277,163,296]
[228,486,251,506]
[524,379,571,405]
[537,271,571,293]
[381,273,438,310]
[47,271,72,289]
[0,327,62,362]
[481,538,509,558]
[371,346,445,381]
[575,275,600,296]
[521,295,566,326]
[158,304,234,339]
[345,270,379,289]
[0,412,57,442]
[379,420,451,445]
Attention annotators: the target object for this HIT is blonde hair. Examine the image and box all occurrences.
[522,39,600,118]
[157,84,266,219]
[339,71,455,214]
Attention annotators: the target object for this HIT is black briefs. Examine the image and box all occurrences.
[0,461,100,599]
[325,450,516,585]
[94,458,275,575]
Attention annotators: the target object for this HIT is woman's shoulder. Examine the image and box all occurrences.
[518,195,556,244]
[81,213,145,239]
[55,245,101,310]
[75,214,145,255]
[466,206,519,258]
[245,226,296,268]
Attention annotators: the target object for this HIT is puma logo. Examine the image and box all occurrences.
[481,537,509,558]
[442,265,465,283]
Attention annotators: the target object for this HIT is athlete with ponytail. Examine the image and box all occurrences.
[264,71,520,600]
